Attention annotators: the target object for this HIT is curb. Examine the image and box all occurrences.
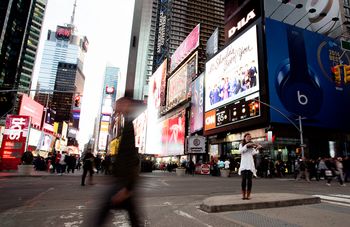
[200,193,321,213]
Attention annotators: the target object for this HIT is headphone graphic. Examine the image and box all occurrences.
[275,26,323,117]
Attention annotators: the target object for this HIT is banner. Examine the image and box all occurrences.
[0,115,31,170]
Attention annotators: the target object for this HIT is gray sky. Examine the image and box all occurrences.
[32,0,135,147]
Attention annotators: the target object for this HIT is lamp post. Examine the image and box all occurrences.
[255,99,305,158]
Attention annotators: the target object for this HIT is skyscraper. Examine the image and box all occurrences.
[35,25,88,107]
[0,0,47,120]
[126,0,225,100]
[102,65,120,103]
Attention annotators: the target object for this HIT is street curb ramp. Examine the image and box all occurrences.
[200,193,321,213]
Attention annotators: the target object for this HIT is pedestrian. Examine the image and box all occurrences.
[295,157,310,182]
[90,97,143,227]
[81,151,95,186]
[238,133,262,200]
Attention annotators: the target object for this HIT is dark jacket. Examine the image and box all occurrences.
[112,118,140,190]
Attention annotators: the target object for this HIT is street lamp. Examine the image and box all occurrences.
[254,99,306,158]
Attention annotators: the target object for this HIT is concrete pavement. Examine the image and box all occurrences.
[1,170,323,214]
[200,193,321,213]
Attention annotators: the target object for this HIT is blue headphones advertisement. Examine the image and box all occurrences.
[265,18,350,130]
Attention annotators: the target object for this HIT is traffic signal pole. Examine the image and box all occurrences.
[254,98,305,158]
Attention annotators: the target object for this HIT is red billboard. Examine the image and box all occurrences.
[19,95,44,128]
[165,110,185,156]
[0,115,31,170]
[170,24,200,73]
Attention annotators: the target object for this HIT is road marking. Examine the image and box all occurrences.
[160,179,170,186]
[313,194,350,204]
[174,210,213,227]
[25,187,54,207]
[329,194,350,199]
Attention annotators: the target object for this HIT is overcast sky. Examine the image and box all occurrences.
[32,0,135,148]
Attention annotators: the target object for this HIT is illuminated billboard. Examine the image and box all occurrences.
[19,95,44,128]
[0,115,30,170]
[167,52,198,109]
[165,110,186,156]
[190,73,204,133]
[170,24,200,72]
[133,111,147,153]
[148,59,167,109]
[55,26,72,40]
[265,18,350,130]
[98,121,109,150]
[205,25,259,112]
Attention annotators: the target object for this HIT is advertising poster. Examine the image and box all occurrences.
[265,18,350,130]
[148,60,167,108]
[133,111,147,153]
[170,24,200,72]
[190,73,204,133]
[19,95,44,128]
[166,110,185,156]
[98,121,109,151]
[205,25,260,112]
[167,52,197,109]
[0,115,30,170]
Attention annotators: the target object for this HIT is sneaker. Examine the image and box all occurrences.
[341,184,346,187]
[326,183,331,186]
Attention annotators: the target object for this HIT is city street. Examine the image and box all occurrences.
[0,171,349,227]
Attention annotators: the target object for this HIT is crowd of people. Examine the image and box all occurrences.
[31,151,114,177]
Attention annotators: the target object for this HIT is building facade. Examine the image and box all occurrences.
[126,0,225,100]
[35,25,87,107]
[0,0,47,120]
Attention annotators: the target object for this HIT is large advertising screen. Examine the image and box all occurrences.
[205,25,259,112]
[265,18,350,130]
[133,111,147,153]
[190,73,204,133]
[0,115,30,170]
[204,93,260,131]
[170,24,200,72]
[167,52,198,109]
[19,95,44,128]
[98,121,109,150]
[145,109,186,156]
[149,59,167,108]
[166,110,185,156]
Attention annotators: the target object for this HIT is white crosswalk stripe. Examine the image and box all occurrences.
[313,194,350,207]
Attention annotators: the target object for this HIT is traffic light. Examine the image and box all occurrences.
[74,96,80,107]
[344,64,350,84]
[331,65,341,85]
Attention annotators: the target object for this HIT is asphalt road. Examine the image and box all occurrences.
[0,171,349,227]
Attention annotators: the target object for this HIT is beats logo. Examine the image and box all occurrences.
[275,26,323,117]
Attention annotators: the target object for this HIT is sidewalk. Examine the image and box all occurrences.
[200,193,321,213]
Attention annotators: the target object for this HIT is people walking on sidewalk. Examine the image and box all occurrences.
[81,151,95,186]
[238,133,262,200]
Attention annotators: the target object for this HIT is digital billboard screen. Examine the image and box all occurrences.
[167,52,197,109]
[190,73,204,133]
[204,93,260,131]
[265,18,350,130]
[19,95,44,128]
[170,24,200,73]
[205,25,259,112]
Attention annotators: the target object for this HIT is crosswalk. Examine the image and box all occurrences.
[313,194,350,207]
